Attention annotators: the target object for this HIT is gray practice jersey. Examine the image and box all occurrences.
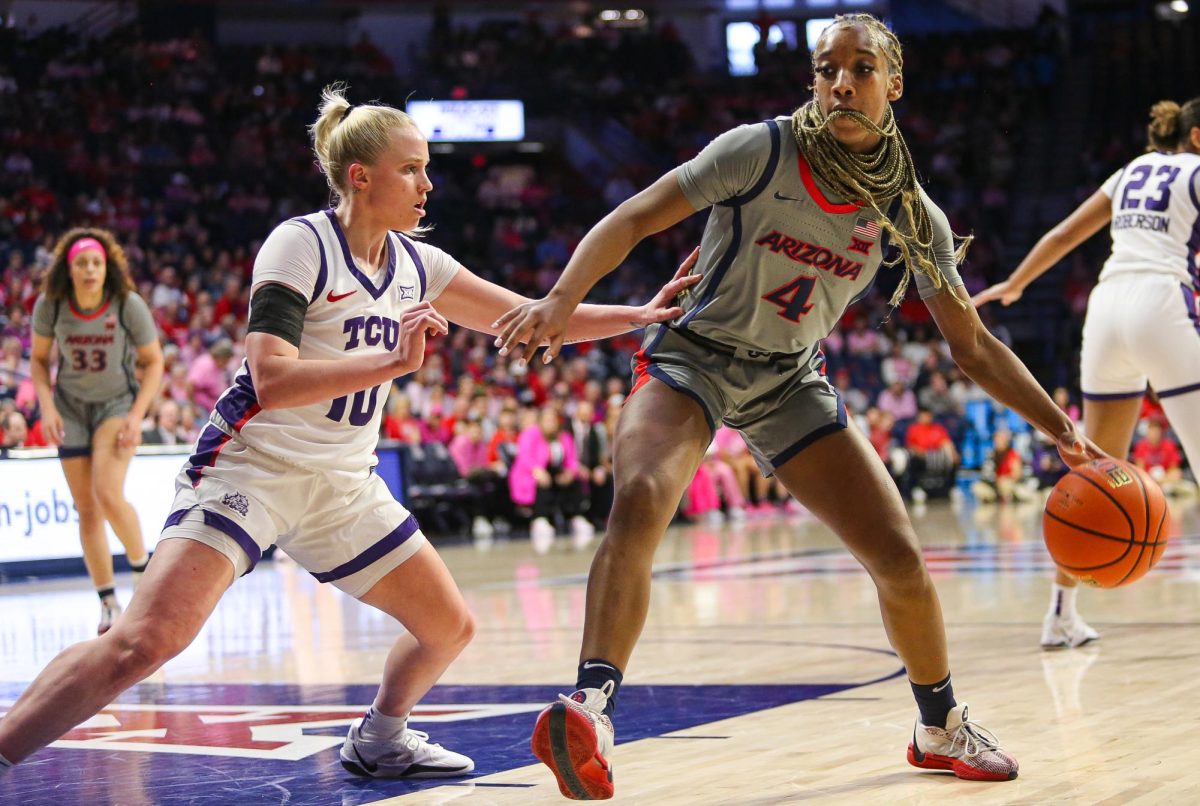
[32,292,157,402]
[675,116,963,356]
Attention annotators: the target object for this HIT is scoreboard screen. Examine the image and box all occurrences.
[406,100,526,142]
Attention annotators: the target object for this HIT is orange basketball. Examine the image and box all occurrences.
[1043,458,1171,587]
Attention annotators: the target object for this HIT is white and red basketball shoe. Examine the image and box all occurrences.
[531,682,615,800]
[908,703,1018,781]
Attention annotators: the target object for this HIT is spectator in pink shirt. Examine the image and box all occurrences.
[510,406,591,553]
[449,420,490,477]
[186,338,233,415]
[877,380,918,422]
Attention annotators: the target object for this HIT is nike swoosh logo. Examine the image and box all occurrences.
[931,680,950,692]
[327,289,357,302]
[581,661,614,670]
[773,191,805,203]
[352,745,378,774]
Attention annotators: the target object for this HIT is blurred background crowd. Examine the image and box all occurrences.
[0,1,1195,542]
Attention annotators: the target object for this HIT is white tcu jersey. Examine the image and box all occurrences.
[207,210,461,475]
[1099,150,1200,286]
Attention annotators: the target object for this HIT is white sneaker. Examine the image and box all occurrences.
[570,516,595,551]
[471,515,494,541]
[98,598,122,635]
[1040,612,1100,649]
[340,719,474,778]
[531,517,556,555]
[728,506,747,522]
[531,681,616,800]
[908,703,1018,781]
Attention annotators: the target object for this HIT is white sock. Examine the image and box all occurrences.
[358,706,407,742]
[1050,583,1078,618]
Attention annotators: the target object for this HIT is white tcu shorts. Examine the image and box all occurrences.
[160,424,426,597]
[1081,273,1200,401]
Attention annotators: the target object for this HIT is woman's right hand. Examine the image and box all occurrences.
[971,280,1023,308]
[394,302,449,376]
[492,293,579,366]
[41,406,65,446]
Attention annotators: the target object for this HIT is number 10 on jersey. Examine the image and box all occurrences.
[326,384,382,426]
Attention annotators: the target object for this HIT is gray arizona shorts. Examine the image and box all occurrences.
[629,324,846,476]
[54,388,136,458]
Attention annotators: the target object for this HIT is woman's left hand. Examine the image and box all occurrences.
[1054,425,1107,468]
[631,247,702,327]
[116,415,143,450]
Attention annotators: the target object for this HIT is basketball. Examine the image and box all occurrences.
[1043,458,1172,587]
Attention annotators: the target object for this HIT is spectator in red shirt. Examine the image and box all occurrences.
[972,429,1032,503]
[1133,420,1195,497]
[381,394,423,444]
[903,408,959,501]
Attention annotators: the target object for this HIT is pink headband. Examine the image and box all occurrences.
[67,237,106,264]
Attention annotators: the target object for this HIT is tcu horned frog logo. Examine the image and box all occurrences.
[221,491,250,517]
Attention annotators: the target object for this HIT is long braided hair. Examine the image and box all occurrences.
[791,14,970,305]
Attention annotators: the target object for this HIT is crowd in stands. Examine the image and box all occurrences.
[0,13,1193,538]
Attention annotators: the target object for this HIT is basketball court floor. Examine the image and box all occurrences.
[2,496,1198,804]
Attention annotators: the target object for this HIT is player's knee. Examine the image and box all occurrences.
[75,501,102,526]
[863,534,927,587]
[94,485,127,517]
[449,609,476,653]
[110,626,184,679]
[611,472,670,519]
[423,607,474,656]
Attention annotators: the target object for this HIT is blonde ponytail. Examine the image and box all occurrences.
[1146,100,1181,152]
[307,82,417,204]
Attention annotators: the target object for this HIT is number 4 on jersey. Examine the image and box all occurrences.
[763,275,817,322]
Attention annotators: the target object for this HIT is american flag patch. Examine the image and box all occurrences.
[853,216,880,240]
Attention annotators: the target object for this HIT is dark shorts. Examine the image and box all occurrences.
[630,324,846,476]
[54,388,135,458]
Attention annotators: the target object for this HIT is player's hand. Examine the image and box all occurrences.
[631,247,703,328]
[116,415,142,450]
[971,280,1023,308]
[1055,425,1107,468]
[41,406,65,446]
[395,302,448,376]
[492,293,578,366]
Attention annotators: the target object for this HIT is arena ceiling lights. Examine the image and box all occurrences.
[596,8,648,27]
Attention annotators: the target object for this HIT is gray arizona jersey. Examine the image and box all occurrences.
[32,292,157,402]
[675,116,962,356]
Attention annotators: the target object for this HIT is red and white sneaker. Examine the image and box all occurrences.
[907,703,1018,781]
[531,681,615,800]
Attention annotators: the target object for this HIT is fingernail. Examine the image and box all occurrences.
[491,321,498,328]
[494,338,501,347]
[498,347,507,355]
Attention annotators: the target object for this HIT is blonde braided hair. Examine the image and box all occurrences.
[792,14,971,305]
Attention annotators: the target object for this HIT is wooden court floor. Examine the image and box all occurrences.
[2,496,1199,804]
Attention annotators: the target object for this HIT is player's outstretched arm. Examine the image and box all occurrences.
[927,284,1106,467]
[490,171,698,363]
[972,189,1111,308]
[435,248,701,361]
